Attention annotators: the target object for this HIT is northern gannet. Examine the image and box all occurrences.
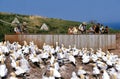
[102,70,110,79]
[0,59,8,78]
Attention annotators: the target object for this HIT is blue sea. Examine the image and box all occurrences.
[104,22,120,30]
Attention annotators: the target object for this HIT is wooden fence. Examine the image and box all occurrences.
[5,34,116,50]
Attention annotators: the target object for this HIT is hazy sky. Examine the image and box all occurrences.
[0,0,120,23]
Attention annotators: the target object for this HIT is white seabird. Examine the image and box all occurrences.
[20,55,30,73]
[102,70,110,79]
[68,52,76,66]
[0,59,8,78]
[14,61,26,76]
[77,66,87,76]
[92,64,100,79]
[71,72,80,79]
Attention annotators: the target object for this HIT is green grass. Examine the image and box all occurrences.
[0,12,119,41]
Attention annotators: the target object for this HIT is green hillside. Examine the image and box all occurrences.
[0,12,82,41]
[0,12,119,41]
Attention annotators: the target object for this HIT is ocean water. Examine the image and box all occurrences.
[104,22,120,30]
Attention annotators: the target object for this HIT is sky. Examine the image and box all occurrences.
[0,0,120,23]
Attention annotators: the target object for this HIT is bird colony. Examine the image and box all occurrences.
[0,41,120,79]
